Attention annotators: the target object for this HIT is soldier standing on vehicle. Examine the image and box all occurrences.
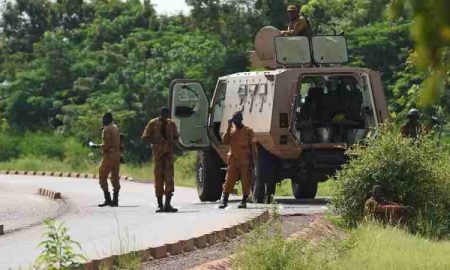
[280,4,312,38]
[142,107,179,213]
[90,112,122,207]
[400,109,429,139]
[219,111,257,209]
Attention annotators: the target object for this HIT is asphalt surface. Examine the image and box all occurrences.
[0,174,327,269]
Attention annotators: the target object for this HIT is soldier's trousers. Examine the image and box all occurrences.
[223,163,251,195]
[154,152,175,197]
[99,152,121,193]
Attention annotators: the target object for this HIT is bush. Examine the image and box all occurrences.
[0,133,20,161]
[332,126,450,238]
[18,132,66,160]
[63,137,92,170]
[34,219,86,270]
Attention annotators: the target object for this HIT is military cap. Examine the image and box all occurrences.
[287,4,298,12]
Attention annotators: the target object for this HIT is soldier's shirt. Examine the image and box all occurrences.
[283,16,308,36]
[102,124,121,154]
[400,122,431,139]
[142,117,179,159]
[222,125,257,166]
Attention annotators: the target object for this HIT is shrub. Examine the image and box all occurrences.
[34,219,86,270]
[0,133,20,161]
[63,137,92,171]
[19,132,66,160]
[331,126,450,238]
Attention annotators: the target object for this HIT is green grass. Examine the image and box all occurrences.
[334,223,450,270]
[275,180,336,197]
[0,151,341,197]
[0,151,197,187]
[232,219,450,270]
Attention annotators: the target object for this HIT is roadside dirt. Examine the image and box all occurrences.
[140,214,317,270]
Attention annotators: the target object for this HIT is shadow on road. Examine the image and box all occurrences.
[274,197,330,205]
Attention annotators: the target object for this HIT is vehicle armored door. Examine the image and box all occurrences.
[361,73,380,137]
[169,79,210,149]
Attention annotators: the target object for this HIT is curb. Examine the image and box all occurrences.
[0,170,133,181]
[75,210,270,270]
[38,188,62,200]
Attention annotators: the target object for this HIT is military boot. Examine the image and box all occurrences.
[238,194,248,209]
[155,196,164,213]
[164,194,178,212]
[219,193,229,209]
[111,191,119,207]
[98,191,111,207]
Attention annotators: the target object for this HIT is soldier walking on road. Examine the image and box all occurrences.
[90,112,122,207]
[219,111,257,209]
[142,107,179,213]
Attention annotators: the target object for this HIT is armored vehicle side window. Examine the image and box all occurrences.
[212,80,227,141]
[292,75,366,145]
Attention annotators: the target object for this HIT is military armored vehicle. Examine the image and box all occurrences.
[169,27,389,202]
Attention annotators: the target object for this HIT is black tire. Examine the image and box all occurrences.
[251,145,277,204]
[196,149,225,202]
[291,179,318,199]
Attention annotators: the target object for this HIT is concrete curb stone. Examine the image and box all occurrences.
[75,209,268,269]
[38,188,62,200]
[206,232,217,246]
[214,230,227,242]
[166,242,183,255]
[194,235,207,249]
[181,238,195,252]
[149,245,167,259]
[226,226,236,239]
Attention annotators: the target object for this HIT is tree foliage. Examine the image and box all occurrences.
[0,0,447,162]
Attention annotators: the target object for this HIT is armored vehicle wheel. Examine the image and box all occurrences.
[251,145,277,204]
[291,179,318,199]
[196,149,225,202]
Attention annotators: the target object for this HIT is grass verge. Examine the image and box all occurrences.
[0,152,197,187]
[232,218,450,270]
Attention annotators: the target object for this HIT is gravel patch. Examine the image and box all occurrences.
[140,214,317,270]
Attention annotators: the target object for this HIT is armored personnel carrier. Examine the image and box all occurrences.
[169,27,389,202]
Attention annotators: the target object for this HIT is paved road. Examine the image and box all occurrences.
[0,175,327,269]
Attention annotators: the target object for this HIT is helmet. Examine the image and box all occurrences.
[287,5,298,12]
[407,109,419,118]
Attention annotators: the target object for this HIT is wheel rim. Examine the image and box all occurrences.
[196,161,204,191]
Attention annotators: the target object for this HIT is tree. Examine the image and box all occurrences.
[389,0,450,108]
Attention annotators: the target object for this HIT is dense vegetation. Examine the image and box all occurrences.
[332,127,450,239]
[1,0,448,162]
